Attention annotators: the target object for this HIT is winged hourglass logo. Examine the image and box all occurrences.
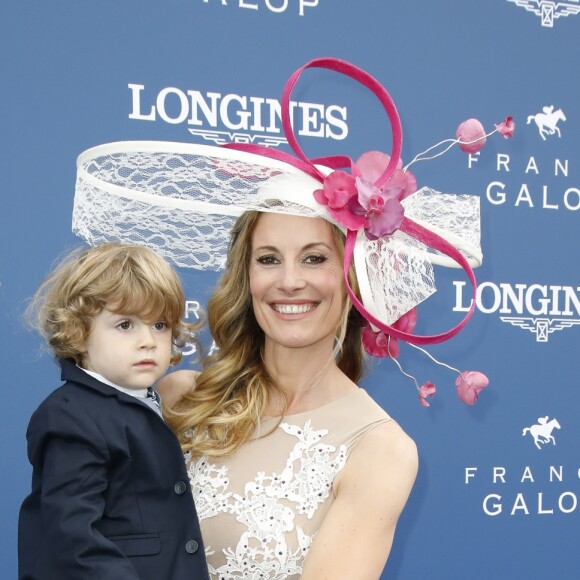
[506,0,580,27]
[500,317,580,342]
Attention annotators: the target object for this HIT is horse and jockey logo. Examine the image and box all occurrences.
[507,1,580,28]
[527,105,566,140]
[522,416,561,449]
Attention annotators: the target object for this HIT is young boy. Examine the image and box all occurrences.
[18,243,209,580]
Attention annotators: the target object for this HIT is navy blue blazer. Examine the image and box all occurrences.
[18,358,209,580]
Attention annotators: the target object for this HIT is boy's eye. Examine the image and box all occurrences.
[153,321,169,331]
[117,320,132,330]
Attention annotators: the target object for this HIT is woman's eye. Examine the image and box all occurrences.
[304,254,327,265]
[256,255,279,265]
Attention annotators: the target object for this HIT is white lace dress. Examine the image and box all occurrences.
[185,388,392,580]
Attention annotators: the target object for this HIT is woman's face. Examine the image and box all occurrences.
[249,213,345,354]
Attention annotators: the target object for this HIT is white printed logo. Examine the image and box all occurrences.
[201,0,319,17]
[187,129,287,147]
[453,281,580,342]
[522,416,561,449]
[507,0,580,27]
[464,417,578,517]
[500,317,580,341]
[128,83,348,147]
[526,105,567,140]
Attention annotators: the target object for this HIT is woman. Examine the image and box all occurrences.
[159,209,418,579]
[72,57,492,579]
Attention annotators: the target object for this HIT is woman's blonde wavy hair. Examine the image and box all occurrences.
[26,242,200,366]
[166,211,366,458]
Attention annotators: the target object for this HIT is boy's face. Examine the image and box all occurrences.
[80,307,173,389]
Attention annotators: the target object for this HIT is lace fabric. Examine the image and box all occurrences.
[73,142,481,324]
[185,388,392,579]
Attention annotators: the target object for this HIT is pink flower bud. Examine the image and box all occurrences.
[456,119,487,154]
[455,371,489,405]
[495,116,515,139]
[419,381,436,407]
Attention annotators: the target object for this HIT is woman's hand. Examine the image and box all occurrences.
[157,370,198,409]
[300,420,418,580]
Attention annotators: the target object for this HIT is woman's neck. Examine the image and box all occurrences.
[262,341,355,416]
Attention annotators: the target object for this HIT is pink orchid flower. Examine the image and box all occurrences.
[419,381,436,407]
[361,308,418,358]
[495,116,515,139]
[456,119,487,154]
[353,151,417,201]
[313,171,367,230]
[455,371,489,405]
[313,151,416,237]
[354,177,405,239]
[362,324,391,357]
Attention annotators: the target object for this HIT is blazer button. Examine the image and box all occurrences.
[185,539,199,553]
[174,481,187,495]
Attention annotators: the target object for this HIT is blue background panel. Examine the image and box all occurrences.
[2,1,578,578]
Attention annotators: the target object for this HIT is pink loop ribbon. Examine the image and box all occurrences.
[281,57,402,188]
[223,57,478,346]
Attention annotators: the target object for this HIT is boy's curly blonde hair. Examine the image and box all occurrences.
[27,242,200,364]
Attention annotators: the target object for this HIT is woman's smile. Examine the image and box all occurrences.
[270,302,318,315]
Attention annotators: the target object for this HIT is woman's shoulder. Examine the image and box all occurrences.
[157,369,198,409]
[369,420,418,464]
[340,419,418,489]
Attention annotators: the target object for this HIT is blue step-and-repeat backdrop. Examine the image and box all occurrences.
[2,1,578,578]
